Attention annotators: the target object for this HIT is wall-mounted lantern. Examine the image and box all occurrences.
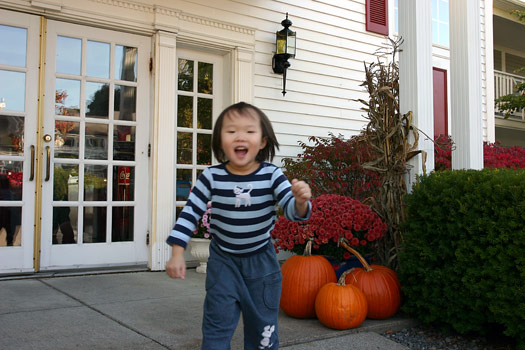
[272,13,296,96]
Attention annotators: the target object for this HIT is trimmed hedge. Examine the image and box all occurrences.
[399,169,525,348]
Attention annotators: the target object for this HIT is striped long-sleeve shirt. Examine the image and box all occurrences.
[166,162,311,256]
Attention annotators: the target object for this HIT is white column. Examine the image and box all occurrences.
[150,31,177,270]
[449,0,484,169]
[398,0,435,188]
[484,0,496,143]
[233,47,254,103]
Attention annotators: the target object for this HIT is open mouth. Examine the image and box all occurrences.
[234,147,248,157]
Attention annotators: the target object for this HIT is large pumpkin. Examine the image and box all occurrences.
[340,238,401,319]
[280,240,337,318]
[315,269,368,330]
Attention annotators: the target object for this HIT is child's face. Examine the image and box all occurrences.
[220,110,267,175]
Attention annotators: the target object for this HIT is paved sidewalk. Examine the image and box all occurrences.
[0,270,416,349]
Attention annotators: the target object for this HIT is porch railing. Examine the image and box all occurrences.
[494,70,525,122]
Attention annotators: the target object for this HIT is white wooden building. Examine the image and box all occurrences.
[0,0,516,274]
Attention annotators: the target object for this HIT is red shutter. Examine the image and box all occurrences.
[366,0,388,36]
[433,67,448,138]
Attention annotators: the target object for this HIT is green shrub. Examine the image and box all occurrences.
[399,169,525,348]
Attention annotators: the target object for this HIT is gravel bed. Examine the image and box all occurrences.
[381,326,516,350]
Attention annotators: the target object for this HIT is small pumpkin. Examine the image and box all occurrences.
[339,238,401,319]
[280,240,337,318]
[315,269,368,330]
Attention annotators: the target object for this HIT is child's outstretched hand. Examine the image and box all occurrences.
[291,179,311,218]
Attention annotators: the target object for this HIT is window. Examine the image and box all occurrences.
[392,0,449,47]
[493,50,502,71]
[432,0,449,47]
[506,53,525,77]
[394,0,398,34]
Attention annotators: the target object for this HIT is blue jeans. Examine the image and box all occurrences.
[202,240,282,350]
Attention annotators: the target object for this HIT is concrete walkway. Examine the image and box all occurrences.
[0,269,416,349]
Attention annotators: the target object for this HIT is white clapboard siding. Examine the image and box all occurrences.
[249,1,389,160]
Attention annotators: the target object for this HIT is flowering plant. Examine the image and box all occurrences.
[271,194,387,261]
[434,135,525,170]
[193,202,212,239]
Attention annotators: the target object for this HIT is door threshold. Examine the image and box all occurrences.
[0,264,149,281]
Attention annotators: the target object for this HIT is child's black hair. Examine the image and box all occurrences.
[212,102,279,163]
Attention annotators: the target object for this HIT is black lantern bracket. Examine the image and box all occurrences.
[272,13,296,96]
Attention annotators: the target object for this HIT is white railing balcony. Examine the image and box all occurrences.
[494,70,525,122]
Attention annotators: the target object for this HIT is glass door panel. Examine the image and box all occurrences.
[0,11,39,273]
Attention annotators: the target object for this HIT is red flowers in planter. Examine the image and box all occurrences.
[272,194,387,261]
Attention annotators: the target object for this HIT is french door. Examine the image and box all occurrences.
[0,10,151,273]
[0,11,39,273]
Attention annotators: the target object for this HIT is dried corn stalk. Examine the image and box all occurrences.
[355,38,421,269]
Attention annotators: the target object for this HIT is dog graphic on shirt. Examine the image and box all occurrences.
[234,184,253,207]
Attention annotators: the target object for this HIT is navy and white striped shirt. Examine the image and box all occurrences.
[167,162,311,256]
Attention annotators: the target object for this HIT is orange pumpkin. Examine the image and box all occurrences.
[340,238,401,319]
[371,264,402,290]
[280,240,337,318]
[315,269,368,330]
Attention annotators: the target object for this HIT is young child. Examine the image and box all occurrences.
[166,102,312,349]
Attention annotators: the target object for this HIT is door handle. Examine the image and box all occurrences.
[45,146,51,181]
[30,145,35,181]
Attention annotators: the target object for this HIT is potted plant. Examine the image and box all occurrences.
[271,194,387,277]
[189,202,212,273]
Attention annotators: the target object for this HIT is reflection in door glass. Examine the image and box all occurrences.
[85,123,108,160]
[56,36,81,75]
[0,206,22,247]
[115,45,137,82]
[84,165,107,201]
[113,166,134,201]
[83,206,106,243]
[198,62,213,94]
[55,78,80,116]
[197,134,211,165]
[86,82,109,119]
[176,169,191,201]
[197,97,212,129]
[0,70,26,112]
[0,116,24,156]
[177,132,192,164]
[54,120,80,159]
[112,206,134,242]
[87,41,110,78]
[178,59,194,91]
[52,206,78,244]
[0,161,23,200]
[0,25,27,67]
[177,95,193,128]
[175,206,184,222]
[114,85,136,121]
[53,164,79,201]
[113,125,135,161]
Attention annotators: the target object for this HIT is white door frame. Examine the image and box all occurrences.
[0,10,40,274]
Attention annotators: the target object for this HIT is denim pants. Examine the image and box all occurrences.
[202,240,282,350]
